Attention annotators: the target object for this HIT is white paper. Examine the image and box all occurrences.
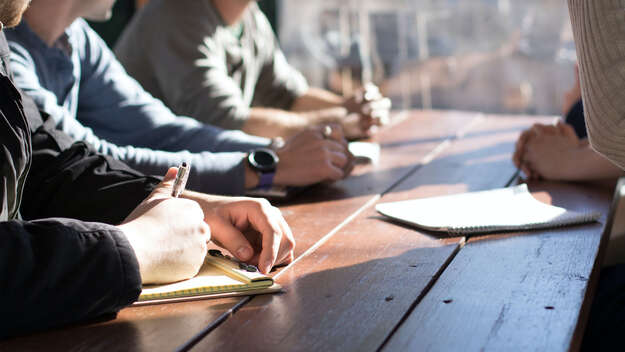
[375,184,601,235]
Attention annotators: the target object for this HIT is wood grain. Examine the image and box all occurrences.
[277,110,483,262]
[0,111,477,351]
[0,298,242,352]
[190,115,548,351]
[382,181,612,352]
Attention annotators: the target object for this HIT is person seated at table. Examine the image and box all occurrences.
[114,0,391,140]
[567,1,625,350]
[512,65,625,182]
[0,1,295,338]
[5,0,354,197]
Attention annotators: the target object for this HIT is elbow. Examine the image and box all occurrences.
[586,120,625,170]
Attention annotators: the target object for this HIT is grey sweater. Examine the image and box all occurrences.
[115,0,309,130]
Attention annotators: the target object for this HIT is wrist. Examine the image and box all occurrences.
[246,148,279,189]
[244,162,260,189]
[117,223,148,284]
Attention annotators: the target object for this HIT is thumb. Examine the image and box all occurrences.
[151,167,178,198]
[162,167,178,184]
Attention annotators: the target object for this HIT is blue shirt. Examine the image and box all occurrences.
[6,19,270,195]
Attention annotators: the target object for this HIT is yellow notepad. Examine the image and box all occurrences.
[136,250,281,305]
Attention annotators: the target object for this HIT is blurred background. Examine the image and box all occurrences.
[95,0,575,116]
[278,0,575,115]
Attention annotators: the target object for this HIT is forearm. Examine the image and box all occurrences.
[242,107,348,138]
[562,144,625,181]
[104,147,252,196]
[291,87,344,112]
[569,0,625,169]
[242,107,309,138]
[23,118,158,224]
[30,113,255,198]
[0,219,141,338]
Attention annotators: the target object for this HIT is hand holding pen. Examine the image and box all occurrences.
[172,162,190,197]
[117,164,211,284]
[166,161,295,274]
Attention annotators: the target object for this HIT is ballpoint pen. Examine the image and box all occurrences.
[171,162,190,197]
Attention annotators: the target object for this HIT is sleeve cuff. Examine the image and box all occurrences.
[109,228,142,307]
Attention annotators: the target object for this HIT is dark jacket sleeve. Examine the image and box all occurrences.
[0,33,149,338]
[0,218,141,338]
[21,104,160,224]
[0,95,148,338]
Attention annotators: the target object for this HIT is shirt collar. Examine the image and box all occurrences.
[13,20,74,57]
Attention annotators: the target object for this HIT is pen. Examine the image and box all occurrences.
[171,162,190,197]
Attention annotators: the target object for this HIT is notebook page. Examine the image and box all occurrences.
[376,184,600,235]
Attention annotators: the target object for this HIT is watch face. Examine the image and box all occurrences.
[249,148,278,172]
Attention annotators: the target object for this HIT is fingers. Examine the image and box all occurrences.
[557,121,579,141]
[513,129,531,168]
[162,167,178,183]
[365,97,392,111]
[531,123,555,135]
[316,129,354,171]
[324,157,349,181]
[209,216,256,261]
[273,208,295,265]
[150,167,179,199]
[248,201,291,274]
[357,97,392,133]
[346,83,391,134]
[200,222,212,243]
[208,199,295,274]
[320,123,346,145]
[370,107,390,126]
[323,141,354,178]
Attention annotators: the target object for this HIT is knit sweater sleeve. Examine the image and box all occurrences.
[569,0,625,169]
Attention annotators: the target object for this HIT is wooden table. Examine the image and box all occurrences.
[1,110,613,351]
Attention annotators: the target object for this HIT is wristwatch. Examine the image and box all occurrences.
[247,148,279,189]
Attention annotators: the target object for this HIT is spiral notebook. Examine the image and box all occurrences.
[135,250,281,305]
[375,184,601,236]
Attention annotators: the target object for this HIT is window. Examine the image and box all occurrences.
[278,0,575,115]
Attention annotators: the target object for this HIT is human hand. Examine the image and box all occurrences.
[118,167,211,284]
[513,122,582,180]
[514,123,552,177]
[183,193,295,274]
[272,124,354,186]
[342,83,392,139]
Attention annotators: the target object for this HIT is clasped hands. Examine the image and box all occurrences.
[342,83,392,139]
[513,121,583,180]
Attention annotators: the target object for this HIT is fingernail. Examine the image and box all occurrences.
[236,247,252,260]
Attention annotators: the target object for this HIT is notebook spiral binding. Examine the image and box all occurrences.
[446,211,602,236]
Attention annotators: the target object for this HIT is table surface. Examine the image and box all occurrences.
[2,110,614,352]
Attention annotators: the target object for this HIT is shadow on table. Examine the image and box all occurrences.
[208,244,460,351]
[0,300,241,352]
[283,141,515,206]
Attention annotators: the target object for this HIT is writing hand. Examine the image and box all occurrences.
[118,167,210,284]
